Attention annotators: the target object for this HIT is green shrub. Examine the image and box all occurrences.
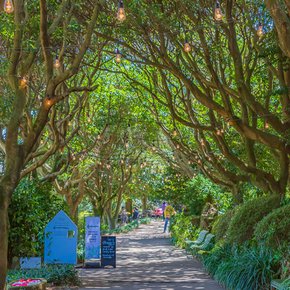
[254,203,290,248]
[212,209,235,241]
[170,213,198,248]
[202,244,236,276]
[203,244,281,290]
[7,265,80,286]
[8,178,66,262]
[227,195,280,243]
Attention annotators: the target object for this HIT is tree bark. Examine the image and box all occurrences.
[0,180,17,290]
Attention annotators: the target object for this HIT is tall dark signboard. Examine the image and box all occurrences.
[101,236,116,268]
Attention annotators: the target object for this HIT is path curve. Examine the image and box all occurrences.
[78,220,223,290]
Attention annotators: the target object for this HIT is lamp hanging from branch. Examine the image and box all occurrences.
[116,48,122,63]
[4,0,14,13]
[214,1,223,21]
[257,22,264,37]
[184,39,191,52]
[117,0,126,22]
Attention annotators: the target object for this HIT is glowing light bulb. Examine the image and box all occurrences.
[54,56,61,69]
[44,97,53,108]
[173,130,177,137]
[214,1,223,21]
[116,49,122,63]
[257,23,263,37]
[265,122,269,129]
[19,77,28,89]
[4,0,14,13]
[200,139,205,146]
[184,40,191,52]
[117,0,126,22]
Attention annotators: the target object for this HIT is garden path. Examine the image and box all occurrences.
[76,220,223,290]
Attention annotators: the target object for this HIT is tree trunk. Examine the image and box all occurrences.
[0,181,14,290]
[107,215,117,230]
[142,195,147,212]
[231,185,243,205]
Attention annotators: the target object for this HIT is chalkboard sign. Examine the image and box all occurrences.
[101,236,116,268]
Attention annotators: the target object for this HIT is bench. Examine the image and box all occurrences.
[190,233,215,252]
[185,230,208,252]
[271,278,290,290]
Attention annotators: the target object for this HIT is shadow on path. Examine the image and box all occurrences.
[77,220,223,290]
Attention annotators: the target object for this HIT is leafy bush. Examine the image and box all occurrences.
[8,178,66,262]
[254,203,290,248]
[170,213,198,248]
[202,244,235,276]
[203,244,281,290]
[212,209,235,241]
[227,195,280,243]
[7,265,80,286]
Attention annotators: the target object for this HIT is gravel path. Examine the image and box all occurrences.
[76,220,224,290]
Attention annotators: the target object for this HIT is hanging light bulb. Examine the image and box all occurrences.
[44,97,53,108]
[257,22,263,37]
[19,77,28,89]
[4,0,14,14]
[265,122,269,129]
[214,1,223,21]
[117,0,126,22]
[116,48,122,63]
[173,130,177,137]
[54,55,61,69]
[184,40,191,52]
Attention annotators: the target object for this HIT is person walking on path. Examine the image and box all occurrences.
[163,203,176,233]
[161,201,167,221]
[121,206,128,225]
[132,207,139,220]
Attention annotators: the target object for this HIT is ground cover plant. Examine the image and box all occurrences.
[7,265,80,286]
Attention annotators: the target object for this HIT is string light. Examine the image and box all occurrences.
[44,97,53,108]
[257,22,264,37]
[117,0,126,22]
[4,0,14,13]
[19,77,28,89]
[54,55,61,69]
[116,48,122,63]
[265,122,269,129]
[183,40,191,52]
[214,1,223,21]
[173,130,177,137]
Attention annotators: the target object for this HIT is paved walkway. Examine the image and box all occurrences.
[78,220,223,290]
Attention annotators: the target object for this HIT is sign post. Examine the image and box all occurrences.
[101,236,116,268]
[44,210,77,265]
[85,216,101,267]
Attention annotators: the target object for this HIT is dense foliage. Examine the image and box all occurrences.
[227,195,281,243]
[254,203,290,248]
[8,178,66,263]
[170,213,198,248]
[212,209,236,241]
[7,265,79,286]
[203,244,281,290]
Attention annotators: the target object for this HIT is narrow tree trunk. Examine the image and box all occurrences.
[231,185,243,205]
[0,182,13,290]
[142,195,147,212]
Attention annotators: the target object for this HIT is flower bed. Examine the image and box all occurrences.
[7,278,46,289]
